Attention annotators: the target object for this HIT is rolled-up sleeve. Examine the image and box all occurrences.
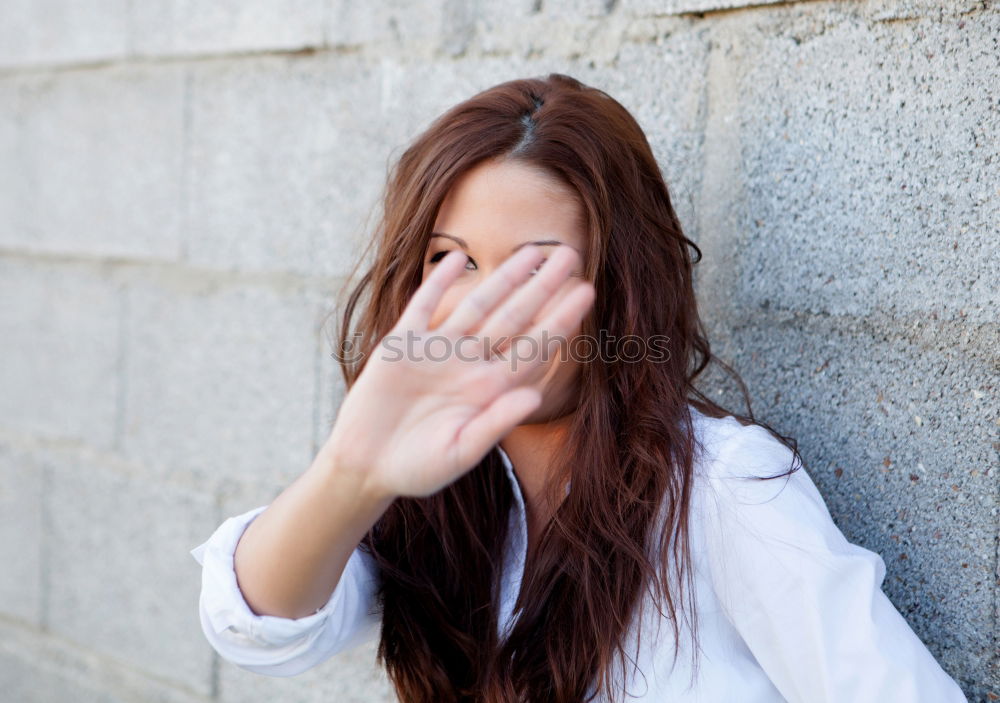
[700,423,968,703]
[189,505,381,677]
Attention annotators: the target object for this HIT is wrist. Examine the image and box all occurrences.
[318,435,397,508]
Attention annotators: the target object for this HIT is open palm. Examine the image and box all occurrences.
[326,244,595,499]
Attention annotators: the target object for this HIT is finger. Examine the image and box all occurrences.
[493,280,595,382]
[436,244,546,338]
[396,249,469,331]
[453,386,543,468]
[476,245,582,351]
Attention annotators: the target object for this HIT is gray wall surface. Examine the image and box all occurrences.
[0,0,996,701]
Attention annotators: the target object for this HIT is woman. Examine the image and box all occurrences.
[190,74,966,702]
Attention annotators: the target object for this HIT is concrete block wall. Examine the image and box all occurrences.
[0,1,995,700]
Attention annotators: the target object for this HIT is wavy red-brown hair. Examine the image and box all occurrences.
[330,73,802,703]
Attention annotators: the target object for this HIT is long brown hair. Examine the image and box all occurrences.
[331,73,803,702]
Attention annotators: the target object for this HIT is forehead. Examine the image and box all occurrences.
[432,159,586,250]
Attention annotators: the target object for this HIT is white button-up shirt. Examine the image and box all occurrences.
[190,407,967,701]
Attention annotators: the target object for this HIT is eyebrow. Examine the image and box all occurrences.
[430,232,580,254]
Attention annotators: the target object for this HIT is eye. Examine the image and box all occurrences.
[429,250,476,270]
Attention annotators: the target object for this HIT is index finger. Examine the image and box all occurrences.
[397,249,469,331]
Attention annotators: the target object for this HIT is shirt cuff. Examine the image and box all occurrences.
[189,505,347,649]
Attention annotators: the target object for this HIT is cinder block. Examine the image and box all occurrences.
[45,450,218,697]
[0,0,129,69]
[326,0,451,50]
[592,32,711,242]
[622,0,788,15]
[372,44,709,239]
[0,443,43,625]
[695,7,999,322]
[120,276,321,486]
[184,53,384,278]
[373,57,527,139]
[0,261,119,448]
[316,288,349,453]
[0,64,186,261]
[0,620,209,703]
[863,0,983,22]
[131,0,326,57]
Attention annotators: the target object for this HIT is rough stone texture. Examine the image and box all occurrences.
[183,53,384,278]
[327,0,455,49]
[0,0,995,700]
[0,0,130,68]
[0,443,44,625]
[697,5,999,324]
[0,620,209,703]
[0,65,187,262]
[632,0,792,14]
[119,274,322,487]
[317,288,349,450]
[862,0,985,22]
[131,0,327,57]
[0,261,120,448]
[44,447,218,697]
[597,33,711,248]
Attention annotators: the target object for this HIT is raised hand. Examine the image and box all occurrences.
[325,244,595,499]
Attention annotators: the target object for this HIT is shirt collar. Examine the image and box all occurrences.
[494,443,529,640]
[496,443,527,515]
[494,442,573,638]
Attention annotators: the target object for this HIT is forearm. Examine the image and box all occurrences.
[233,440,394,619]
